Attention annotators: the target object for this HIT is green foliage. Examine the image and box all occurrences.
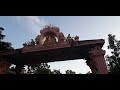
[0,27,13,51]
[26,63,77,74]
[0,33,5,40]
[27,63,52,74]
[65,70,76,74]
[51,69,62,74]
[109,65,120,74]
[107,34,120,73]
[0,41,13,51]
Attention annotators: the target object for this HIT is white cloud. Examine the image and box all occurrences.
[16,16,49,34]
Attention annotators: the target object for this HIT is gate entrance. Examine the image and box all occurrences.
[0,25,108,74]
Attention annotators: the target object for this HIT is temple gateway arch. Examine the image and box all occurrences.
[0,25,108,74]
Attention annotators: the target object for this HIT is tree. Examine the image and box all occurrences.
[26,63,62,74]
[26,63,52,74]
[65,70,76,74]
[51,69,62,74]
[106,34,120,74]
[0,27,13,51]
[25,63,78,74]
[0,27,14,74]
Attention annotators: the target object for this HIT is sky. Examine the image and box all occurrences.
[1,16,120,74]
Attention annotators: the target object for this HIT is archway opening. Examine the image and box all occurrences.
[48,59,91,74]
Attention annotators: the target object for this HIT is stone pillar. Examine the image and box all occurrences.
[0,60,11,74]
[15,64,24,74]
[86,46,108,74]
[86,58,98,74]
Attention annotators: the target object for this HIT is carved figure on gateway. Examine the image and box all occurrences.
[43,35,57,46]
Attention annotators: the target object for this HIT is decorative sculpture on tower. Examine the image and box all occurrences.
[34,24,66,46]
[75,35,79,41]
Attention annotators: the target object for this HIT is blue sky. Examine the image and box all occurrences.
[1,16,120,74]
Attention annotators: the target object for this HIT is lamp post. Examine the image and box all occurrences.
[0,27,4,34]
